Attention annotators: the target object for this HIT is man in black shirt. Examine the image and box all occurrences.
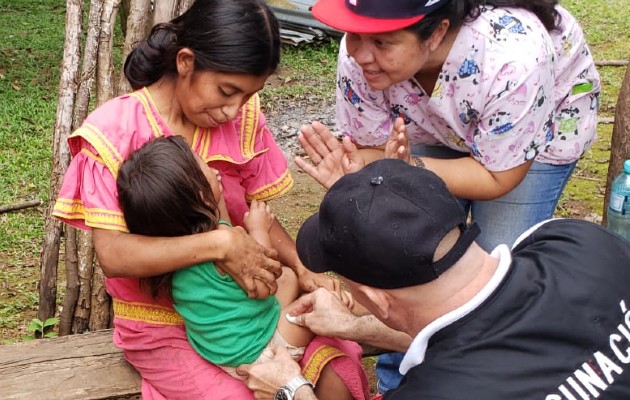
[238,159,630,400]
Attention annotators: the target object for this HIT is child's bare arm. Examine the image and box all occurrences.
[243,200,274,247]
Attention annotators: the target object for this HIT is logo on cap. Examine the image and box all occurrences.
[424,0,440,6]
[349,0,357,5]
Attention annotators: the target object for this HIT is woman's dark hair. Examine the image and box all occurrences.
[407,0,561,41]
[124,0,281,90]
[117,135,219,298]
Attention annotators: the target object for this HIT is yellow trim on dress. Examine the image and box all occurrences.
[197,127,210,159]
[53,198,127,232]
[53,198,87,221]
[130,88,166,139]
[79,148,104,164]
[72,124,124,178]
[247,169,294,202]
[301,345,346,384]
[85,209,127,231]
[66,87,166,191]
[113,299,184,326]
[241,93,261,157]
[198,93,270,164]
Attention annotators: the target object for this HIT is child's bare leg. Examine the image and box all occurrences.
[276,267,313,348]
[275,266,300,306]
[276,271,351,399]
[315,363,354,400]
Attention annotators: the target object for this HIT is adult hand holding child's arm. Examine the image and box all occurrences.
[286,288,412,353]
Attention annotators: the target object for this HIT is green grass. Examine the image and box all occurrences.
[260,38,340,110]
[0,0,629,340]
[0,0,64,256]
[557,1,630,217]
[0,0,66,339]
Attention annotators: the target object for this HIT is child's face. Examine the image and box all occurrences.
[194,155,221,200]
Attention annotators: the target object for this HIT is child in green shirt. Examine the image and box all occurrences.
[116,135,333,379]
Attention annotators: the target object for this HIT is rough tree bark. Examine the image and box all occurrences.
[97,0,121,104]
[117,0,152,95]
[87,0,122,330]
[176,0,194,16]
[38,0,83,322]
[152,0,178,25]
[59,228,78,336]
[58,0,104,333]
[603,65,630,225]
[72,232,95,333]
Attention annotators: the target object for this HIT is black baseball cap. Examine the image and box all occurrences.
[311,0,451,34]
[297,159,480,289]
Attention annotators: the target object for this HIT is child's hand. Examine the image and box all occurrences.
[297,270,353,310]
[384,117,412,163]
[337,289,354,311]
[244,200,275,236]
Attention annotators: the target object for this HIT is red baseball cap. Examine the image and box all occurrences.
[311,0,450,34]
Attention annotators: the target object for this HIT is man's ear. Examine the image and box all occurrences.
[176,48,195,77]
[356,285,392,320]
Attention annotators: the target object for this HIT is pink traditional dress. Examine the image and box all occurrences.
[53,88,369,400]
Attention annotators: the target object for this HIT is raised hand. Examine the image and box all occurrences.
[294,122,365,189]
[384,117,412,163]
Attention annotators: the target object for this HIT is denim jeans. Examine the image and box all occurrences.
[409,145,576,250]
[375,147,577,393]
[465,160,577,251]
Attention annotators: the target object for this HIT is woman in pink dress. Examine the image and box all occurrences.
[52,0,368,398]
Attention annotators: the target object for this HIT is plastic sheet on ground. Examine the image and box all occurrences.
[267,0,342,45]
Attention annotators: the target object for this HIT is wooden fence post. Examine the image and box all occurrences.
[38,0,83,323]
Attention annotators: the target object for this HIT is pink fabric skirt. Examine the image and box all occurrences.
[116,320,369,399]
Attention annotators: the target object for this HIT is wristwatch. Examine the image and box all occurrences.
[273,375,315,400]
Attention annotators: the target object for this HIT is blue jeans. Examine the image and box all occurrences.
[464,160,577,251]
[375,147,577,393]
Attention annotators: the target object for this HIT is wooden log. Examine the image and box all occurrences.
[0,328,381,399]
[0,200,41,214]
[0,330,140,400]
[595,60,629,67]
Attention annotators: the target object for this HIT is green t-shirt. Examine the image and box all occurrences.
[172,261,280,366]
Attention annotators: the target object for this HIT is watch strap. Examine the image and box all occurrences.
[279,375,314,400]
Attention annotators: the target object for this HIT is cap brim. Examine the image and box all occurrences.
[311,0,425,34]
[296,212,331,274]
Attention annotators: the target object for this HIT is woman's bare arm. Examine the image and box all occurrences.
[93,227,281,298]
